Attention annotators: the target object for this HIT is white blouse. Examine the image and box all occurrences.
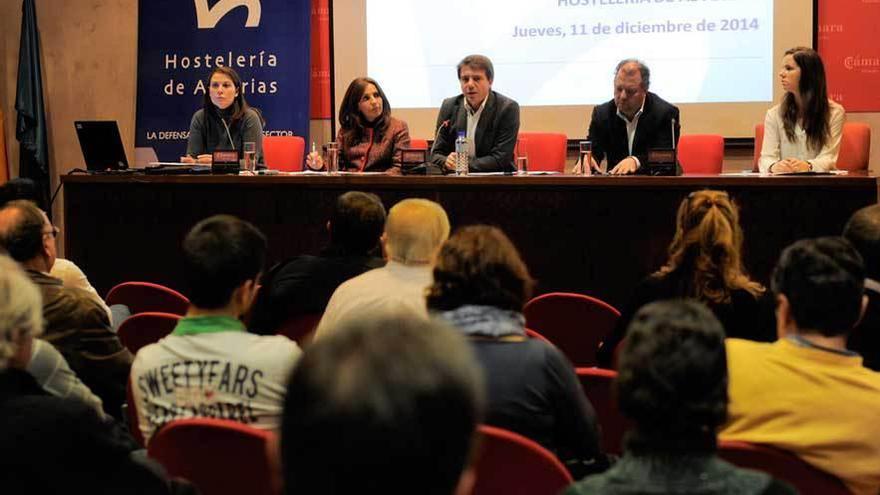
[758,100,845,173]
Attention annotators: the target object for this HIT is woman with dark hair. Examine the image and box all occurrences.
[598,190,771,368]
[306,77,410,173]
[182,66,264,164]
[563,300,795,495]
[427,225,604,478]
[759,46,845,174]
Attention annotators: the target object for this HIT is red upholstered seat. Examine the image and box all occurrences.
[575,367,631,455]
[718,440,853,495]
[105,281,189,316]
[117,311,181,354]
[471,425,572,495]
[524,292,620,367]
[677,134,724,174]
[409,138,428,150]
[263,135,305,172]
[517,132,568,172]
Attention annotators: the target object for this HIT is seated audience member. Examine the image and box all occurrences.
[598,190,772,368]
[281,313,485,495]
[0,255,180,495]
[248,191,386,336]
[843,204,880,371]
[0,178,114,324]
[306,78,411,173]
[759,47,845,174]
[428,225,604,477]
[563,300,795,495]
[575,58,680,175]
[314,198,450,339]
[720,237,880,495]
[0,200,130,416]
[430,54,520,173]
[130,215,302,445]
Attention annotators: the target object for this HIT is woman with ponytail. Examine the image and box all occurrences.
[597,190,772,368]
[759,46,845,174]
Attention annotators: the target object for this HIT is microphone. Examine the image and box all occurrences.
[670,118,676,150]
[221,116,236,151]
[430,120,451,155]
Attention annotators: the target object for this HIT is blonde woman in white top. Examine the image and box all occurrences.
[759,46,845,174]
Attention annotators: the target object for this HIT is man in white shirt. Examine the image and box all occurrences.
[131,215,301,444]
[314,198,450,339]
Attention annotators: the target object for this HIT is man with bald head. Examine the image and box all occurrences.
[314,198,450,339]
[0,200,131,417]
[579,59,680,175]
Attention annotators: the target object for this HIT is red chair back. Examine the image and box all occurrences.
[576,367,630,455]
[524,327,552,344]
[263,135,306,172]
[105,281,190,315]
[148,418,278,495]
[275,313,322,347]
[517,132,567,172]
[409,138,429,150]
[753,122,870,172]
[472,425,572,495]
[677,134,724,174]
[837,122,871,171]
[118,312,181,354]
[718,440,853,495]
[524,292,621,367]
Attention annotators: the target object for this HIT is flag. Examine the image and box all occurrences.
[0,106,9,184]
[15,0,49,209]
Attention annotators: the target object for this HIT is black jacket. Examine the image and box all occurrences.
[430,91,520,173]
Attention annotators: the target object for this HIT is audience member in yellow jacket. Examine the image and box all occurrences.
[720,237,880,495]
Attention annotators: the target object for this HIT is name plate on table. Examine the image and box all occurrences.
[211,150,240,174]
[645,148,680,176]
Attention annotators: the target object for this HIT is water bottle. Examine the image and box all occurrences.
[454,132,469,176]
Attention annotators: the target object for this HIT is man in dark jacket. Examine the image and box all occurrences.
[0,200,131,417]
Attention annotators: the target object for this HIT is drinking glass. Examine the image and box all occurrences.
[243,141,257,174]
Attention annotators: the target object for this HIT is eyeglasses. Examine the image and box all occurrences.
[43,226,60,238]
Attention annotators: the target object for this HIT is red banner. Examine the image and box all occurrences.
[310,0,331,119]
[818,1,880,112]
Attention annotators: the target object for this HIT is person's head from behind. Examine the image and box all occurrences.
[843,204,880,281]
[328,191,386,256]
[771,237,866,338]
[613,59,649,118]
[617,300,727,455]
[339,77,391,129]
[0,254,43,371]
[0,200,58,273]
[457,54,494,110]
[182,214,267,316]
[663,190,761,303]
[383,198,450,265]
[426,225,534,312]
[0,178,45,211]
[281,313,485,495]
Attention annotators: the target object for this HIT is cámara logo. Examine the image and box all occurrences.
[844,55,880,71]
[195,0,261,29]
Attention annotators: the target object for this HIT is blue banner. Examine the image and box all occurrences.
[136,0,310,162]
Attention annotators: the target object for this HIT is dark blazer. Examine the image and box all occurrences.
[587,92,680,172]
[430,91,520,173]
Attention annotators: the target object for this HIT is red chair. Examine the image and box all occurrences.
[576,367,631,455]
[117,312,181,354]
[275,313,322,347]
[517,132,567,172]
[471,425,572,495]
[677,134,724,174]
[409,138,429,150]
[148,418,279,495]
[263,135,306,172]
[524,292,621,367]
[525,327,552,344]
[718,440,853,495]
[753,122,871,172]
[105,281,190,316]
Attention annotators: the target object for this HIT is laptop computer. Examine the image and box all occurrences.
[74,121,129,171]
